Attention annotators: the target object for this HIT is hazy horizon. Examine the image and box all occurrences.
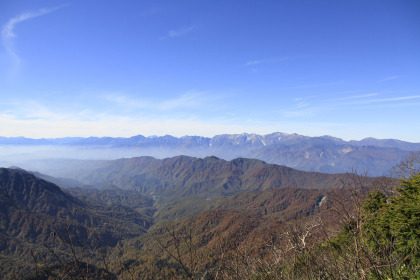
[1,131,420,143]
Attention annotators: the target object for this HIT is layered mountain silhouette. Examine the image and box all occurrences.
[33,156,363,199]
[1,132,419,151]
[2,132,418,175]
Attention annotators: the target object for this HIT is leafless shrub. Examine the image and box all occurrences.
[392,151,420,179]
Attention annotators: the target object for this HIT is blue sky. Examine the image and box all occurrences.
[1,0,419,141]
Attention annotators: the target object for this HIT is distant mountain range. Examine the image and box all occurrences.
[1,132,419,150]
[2,132,419,176]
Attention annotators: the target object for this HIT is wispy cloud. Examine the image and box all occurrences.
[244,56,299,67]
[295,102,309,109]
[161,26,195,39]
[279,93,420,120]
[4,99,69,121]
[244,59,267,66]
[288,80,344,89]
[279,106,324,118]
[378,75,401,82]
[346,95,420,105]
[1,5,67,73]
[105,91,209,112]
[159,92,202,110]
[329,93,378,101]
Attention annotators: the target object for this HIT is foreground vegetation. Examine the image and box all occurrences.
[17,172,417,279]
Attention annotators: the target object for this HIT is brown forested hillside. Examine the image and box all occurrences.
[0,155,415,279]
[0,168,152,278]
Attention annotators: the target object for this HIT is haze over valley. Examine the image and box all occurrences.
[1,132,419,177]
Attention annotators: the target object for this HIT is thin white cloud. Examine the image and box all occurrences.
[244,59,266,66]
[244,56,299,67]
[105,91,209,111]
[4,99,70,122]
[163,26,195,39]
[295,102,309,109]
[343,95,420,105]
[160,93,200,110]
[105,94,152,109]
[279,93,420,120]
[329,93,379,101]
[279,105,326,118]
[1,5,67,72]
[378,75,401,82]
[378,101,420,109]
[289,81,344,89]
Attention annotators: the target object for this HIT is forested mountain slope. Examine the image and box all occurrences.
[72,156,360,198]
[0,168,153,278]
